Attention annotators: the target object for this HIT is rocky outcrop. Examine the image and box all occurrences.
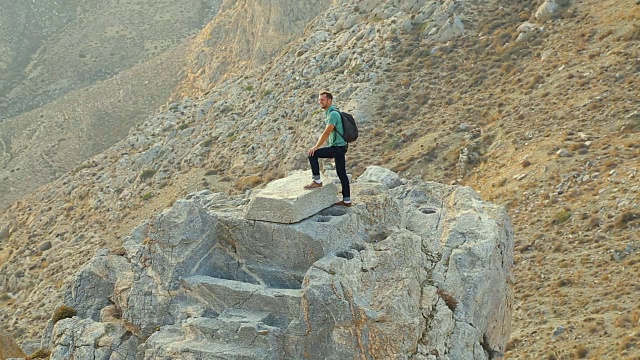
[45,169,514,359]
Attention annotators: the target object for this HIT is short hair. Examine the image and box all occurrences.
[319,91,333,100]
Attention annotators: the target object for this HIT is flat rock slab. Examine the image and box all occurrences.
[244,171,339,223]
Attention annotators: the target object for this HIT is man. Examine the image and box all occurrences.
[304,91,351,207]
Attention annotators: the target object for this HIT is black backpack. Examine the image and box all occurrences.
[332,110,359,143]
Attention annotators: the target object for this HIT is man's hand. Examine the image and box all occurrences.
[308,124,334,156]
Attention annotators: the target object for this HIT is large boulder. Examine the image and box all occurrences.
[46,169,514,360]
[292,179,514,359]
[244,170,339,223]
[64,253,132,322]
[357,165,405,189]
[296,230,428,358]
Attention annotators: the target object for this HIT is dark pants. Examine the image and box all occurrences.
[308,146,350,199]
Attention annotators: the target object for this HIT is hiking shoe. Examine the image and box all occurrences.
[334,200,352,207]
[303,181,323,189]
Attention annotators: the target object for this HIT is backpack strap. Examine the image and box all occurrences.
[329,109,346,142]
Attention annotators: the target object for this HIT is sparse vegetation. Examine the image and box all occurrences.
[574,345,588,359]
[436,288,458,311]
[615,211,639,229]
[382,135,402,152]
[235,175,262,191]
[26,349,51,359]
[619,23,640,41]
[200,138,214,147]
[139,169,156,181]
[552,209,572,225]
[52,305,76,324]
[112,247,127,256]
[349,63,363,74]
[1,0,639,358]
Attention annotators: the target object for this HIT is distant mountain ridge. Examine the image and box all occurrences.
[0,0,219,118]
[1,0,321,208]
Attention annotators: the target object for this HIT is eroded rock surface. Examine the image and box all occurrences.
[45,169,514,359]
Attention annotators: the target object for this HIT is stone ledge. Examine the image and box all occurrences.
[243,170,339,223]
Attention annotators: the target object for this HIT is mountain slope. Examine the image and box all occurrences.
[0,0,638,358]
[0,0,220,118]
[175,0,331,97]
[0,0,224,209]
[0,0,323,209]
[0,45,188,208]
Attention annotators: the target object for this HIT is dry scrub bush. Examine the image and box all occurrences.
[614,314,635,329]
[235,175,262,191]
[616,211,640,229]
[552,209,572,225]
[263,168,284,183]
[619,23,640,41]
[574,345,588,359]
[619,332,640,352]
[52,305,76,324]
[436,288,458,311]
[26,349,51,359]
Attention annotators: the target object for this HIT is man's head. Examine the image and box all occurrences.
[318,91,333,110]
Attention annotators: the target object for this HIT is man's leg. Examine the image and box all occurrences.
[334,148,351,204]
[305,147,338,188]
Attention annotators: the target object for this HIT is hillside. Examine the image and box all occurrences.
[0,0,322,209]
[0,0,639,358]
[175,0,331,98]
[0,0,222,208]
[0,0,219,118]
[0,45,189,209]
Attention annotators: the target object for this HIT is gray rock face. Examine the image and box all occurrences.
[49,317,139,360]
[298,230,427,359]
[48,169,514,359]
[64,254,131,322]
[357,165,405,189]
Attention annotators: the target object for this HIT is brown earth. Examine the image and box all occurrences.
[0,331,26,359]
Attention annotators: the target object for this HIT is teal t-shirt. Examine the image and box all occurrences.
[325,105,347,147]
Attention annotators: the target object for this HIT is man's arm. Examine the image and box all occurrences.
[308,124,335,156]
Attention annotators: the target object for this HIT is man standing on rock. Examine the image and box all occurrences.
[304,91,351,207]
